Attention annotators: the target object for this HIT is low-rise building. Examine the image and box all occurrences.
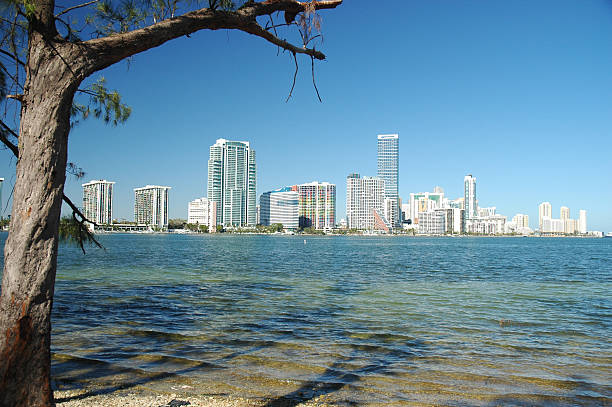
[187,197,217,231]
[260,187,299,230]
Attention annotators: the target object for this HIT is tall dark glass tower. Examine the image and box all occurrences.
[377,134,399,227]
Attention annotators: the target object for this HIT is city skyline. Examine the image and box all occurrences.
[1,1,610,231]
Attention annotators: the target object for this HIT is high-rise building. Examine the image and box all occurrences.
[512,214,530,229]
[579,210,587,234]
[82,180,115,225]
[377,134,399,227]
[187,197,217,231]
[538,202,552,231]
[293,182,336,231]
[208,138,256,227]
[464,175,477,220]
[260,187,299,230]
[408,191,445,224]
[346,173,388,231]
[134,185,170,230]
[560,206,570,220]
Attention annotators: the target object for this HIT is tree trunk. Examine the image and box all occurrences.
[0,32,78,407]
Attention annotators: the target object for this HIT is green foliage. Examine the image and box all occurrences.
[216,225,224,233]
[58,216,100,252]
[72,77,131,126]
[87,0,148,36]
[300,226,324,235]
[168,218,187,229]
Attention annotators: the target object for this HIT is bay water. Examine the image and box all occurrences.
[1,233,610,405]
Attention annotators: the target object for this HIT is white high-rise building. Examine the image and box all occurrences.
[82,180,115,225]
[134,185,170,230]
[208,138,256,227]
[346,173,388,231]
[538,202,552,231]
[464,175,477,220]
[260,187,299,230]
[377,134,399,227]
[512,214,530,229]
[560,206,570,220]
[188,197,217,231]
[579,210,587,234]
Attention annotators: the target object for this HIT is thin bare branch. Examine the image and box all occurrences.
[0,120,19,156]
[286,51,298,102]
[0,48,25,67]
[55,0,100,18]
[311,54,321,102]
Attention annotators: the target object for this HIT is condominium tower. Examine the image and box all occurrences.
[464,175,477,220]
[134,185,170,229]
[293,181,336,231]
[560,206,570,220]
[579,210,587,234]
[208,138,256,227]
[377,134,399,227]
[187,197,217,231]
[259,187,299,230]
[82,180,115,225]
[346,173,388,231]
[538,202,552,231]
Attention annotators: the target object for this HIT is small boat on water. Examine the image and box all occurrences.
[604,233,612,238]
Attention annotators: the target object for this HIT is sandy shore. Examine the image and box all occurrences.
[54,387,337,407]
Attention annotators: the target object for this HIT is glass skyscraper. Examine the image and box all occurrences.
[207,138,256,227]
[464,174,477,220]
[377,134,399,227]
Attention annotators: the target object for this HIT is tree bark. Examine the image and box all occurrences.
[0,30,79,407]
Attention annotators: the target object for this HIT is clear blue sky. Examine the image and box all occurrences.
[1,0,611,231]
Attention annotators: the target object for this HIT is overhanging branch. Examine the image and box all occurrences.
[82,0,342,75]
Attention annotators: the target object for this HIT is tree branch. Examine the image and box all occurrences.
[80,0,342,75]
[55,0,100,18]
[0,49,26,67]
[0,120,19,156]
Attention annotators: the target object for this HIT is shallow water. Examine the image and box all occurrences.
[1,233,611,405]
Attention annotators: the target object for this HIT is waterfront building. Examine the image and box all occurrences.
[207,138,256,227]
[445,208,464,234]
[538,202,552,231]
[512,214,530,229]
[259,187,299,230]
[417,209,446,234]
[579,210,587,234]
[564,218,577,234]
[560,206,570,220]
[464,175,477,220]
[408,190,444,224]
[187,197,217,231]
[82,180,115,225]
[541,217,564,234]
[465,215,506,235]
[134,185,170,230]
[292,181,336,231]
[346,173,388,231]
[377,134,400,227]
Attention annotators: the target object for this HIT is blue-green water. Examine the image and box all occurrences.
[1,233,611,405]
